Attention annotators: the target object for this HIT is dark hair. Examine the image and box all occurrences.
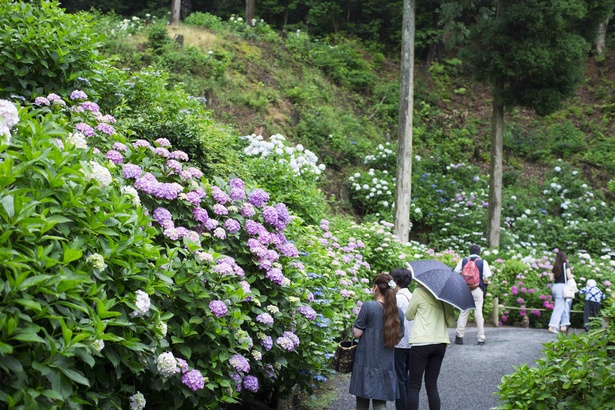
[552,251,568,279]
[470,244,481,255]
[374,273,402,348]
[391,268,413,289]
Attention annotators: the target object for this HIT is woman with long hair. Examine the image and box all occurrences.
[349,273,405,410]
[548,250,574,333]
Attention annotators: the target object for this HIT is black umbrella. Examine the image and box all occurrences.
[407,260,476,311]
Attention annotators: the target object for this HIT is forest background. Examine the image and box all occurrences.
[1,0,615,409]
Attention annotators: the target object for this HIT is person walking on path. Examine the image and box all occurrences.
[391,268,413,410]
[454,244,492,345]
[349,273,405,410]
[405,283,455,410]
[548,250,575,334]
[579,279,606,331]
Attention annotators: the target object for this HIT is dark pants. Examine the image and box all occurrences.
[583,300,601,330]
[394,348,411,410]
[407,343,446,410]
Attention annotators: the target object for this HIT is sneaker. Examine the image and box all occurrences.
[548,327,559,334]
[455,336,463,345]
[477,341,485,346]
[560,326,568,333]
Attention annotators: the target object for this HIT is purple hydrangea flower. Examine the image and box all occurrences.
[82,102,100,113]
[155,138,171,147]
[229,178,245,189]
[241,203,255,218]
[100,114,116,123]
[96,123,114,135]
[34,97,50,106]
[276,336,294,351]
[278,242,298,257]
[153,207,173,227]
[132,140,150,148]
[256,313,274,325]
[230,373,242,392]
[224,218,241,233]
[47,93,63,103]
[266,268,284,285]
[243,375,259,392]
[182,369,205,391]
[260,336,273,351]
[155,147,170,158]
[112,142,127,152]
[166,159,182,173]
[176,358,189,373]
[245,220,264,235]
[193,207,208,224]
[229,354,250,373]
[262,206,278,225]
[213,262,234,275]
[209,300,228,318]
[187,167,203,179]
[105,150,123,164]
[76,122,95,137]
[170,150,189,161]
[283,331,300,347]
[248,189,269,208]
[212,186,230,204]
[122,164,143,179]
[70,90,88,100]
[230,187,245,200]
[204,219,219,230]
[213,204,228,215]
[298,305,317,320]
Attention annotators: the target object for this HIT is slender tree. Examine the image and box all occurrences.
[170,0,181,24]
[393,0,416,243]
[462,0,615,248]
[246,0,256,26]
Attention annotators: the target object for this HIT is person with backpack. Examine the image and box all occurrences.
[454,244,492,345]
[547,250,575,334]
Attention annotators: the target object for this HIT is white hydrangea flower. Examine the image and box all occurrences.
[157,321,168,338]
[86,253,107,271]
[156,352,179,377]
[130,290,151,318]
[87,161,112,187]
[266,305,279,314]
[129,392,146,410]
[0,99,19,144]
[91,339,105,352]
[121,186,141,206]
[66,132,88,149]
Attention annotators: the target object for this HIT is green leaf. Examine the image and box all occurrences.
[57,367,90,386]
[63,247,83,264]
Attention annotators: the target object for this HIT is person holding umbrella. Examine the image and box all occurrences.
[405,259,474,410]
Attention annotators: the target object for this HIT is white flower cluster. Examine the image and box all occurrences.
[156,320,168,338]
[66,132,88,149]
[91,339,105,352]
[87,161,112,187]
[129,391,146,410]
[348,168,393,206]
[241,134,326,175]
[121,185,141,206]
[364,143,394,165]
[86,253,107,271]
[0,99,19,144]
[130,290,151,318]
[156,351,179,378]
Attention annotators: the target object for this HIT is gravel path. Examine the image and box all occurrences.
[322,326,560,410]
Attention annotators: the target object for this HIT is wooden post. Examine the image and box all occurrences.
[492,297,499,326]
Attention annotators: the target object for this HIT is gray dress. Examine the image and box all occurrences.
[349,300,405,401]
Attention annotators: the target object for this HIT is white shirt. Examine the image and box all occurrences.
[395,288,413,348]
[454,254,492,280]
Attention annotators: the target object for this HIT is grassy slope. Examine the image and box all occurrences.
[106,23,615,209]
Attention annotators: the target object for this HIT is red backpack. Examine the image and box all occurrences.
[461,258,481,290]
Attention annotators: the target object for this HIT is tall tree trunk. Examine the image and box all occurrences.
[246,0,256,26]
[486,88,504,248]
[170,0,181,25]
[595,15,610,54]
[393,0,416,244]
